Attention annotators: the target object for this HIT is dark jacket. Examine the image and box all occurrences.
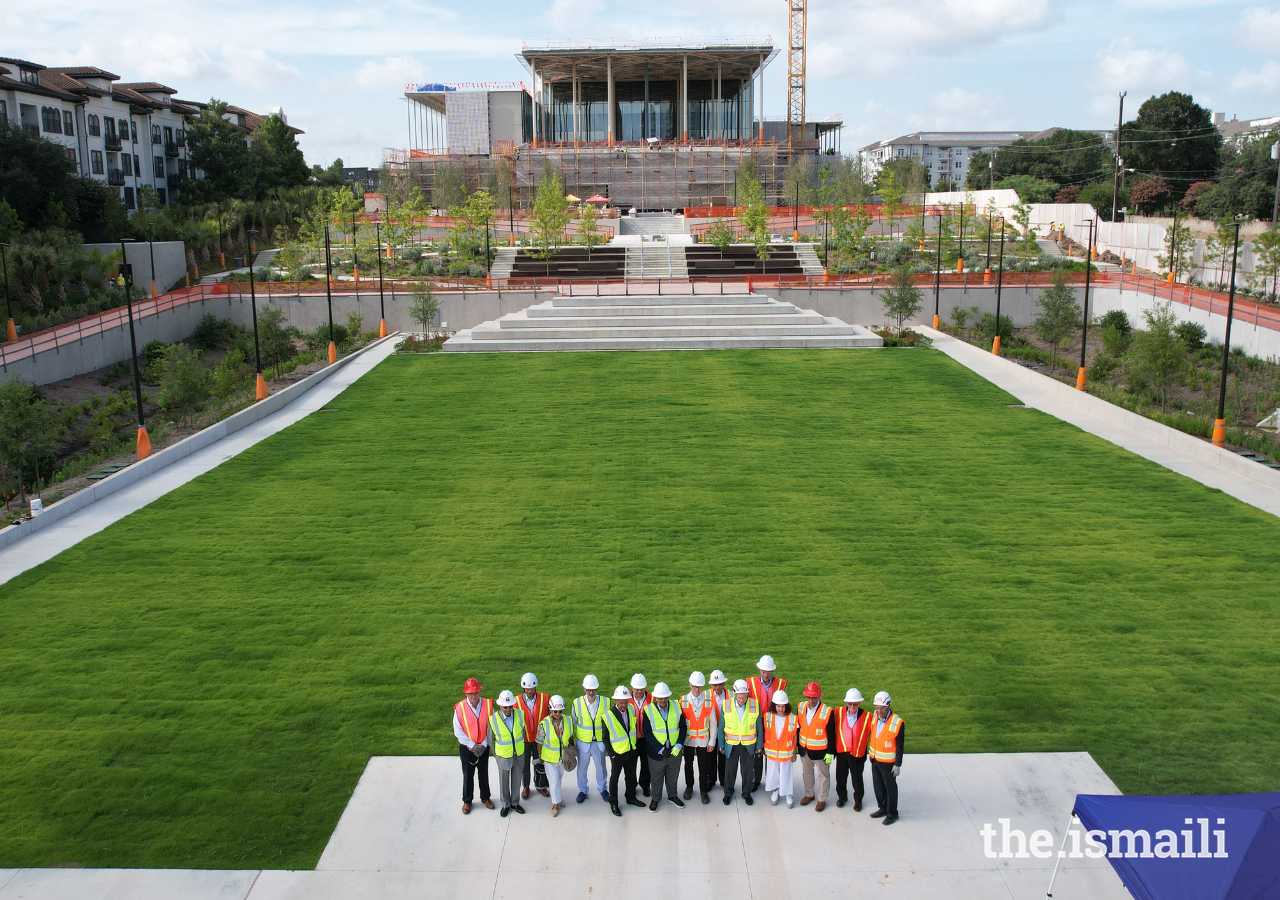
[642,701,688,760]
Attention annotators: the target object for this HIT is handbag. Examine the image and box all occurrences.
[558,720,578,772]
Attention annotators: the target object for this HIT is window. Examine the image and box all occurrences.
[121,154,132,176]
[924,146,933,156]
[176,128,185,147]
[66,147,77,166]
[118,119,129,141]
[41,106,63,134]
[104,116,116,138]
[87,113,100,136]
[153,157,165,178]
[0,99,6,123]
[134,154,140,174]
[124,187,135,209]
[63,110,74,135]
[152,124,162,144]
[157,188,167,206]
[91,150,104,174]
[954,161,962,169]
[178,160,188,179]
[20,68,39,86]
[163,125,173,144]
[131,121,138,142]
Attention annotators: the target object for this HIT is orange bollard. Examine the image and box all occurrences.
[1166,272,1175,283]
[984,268,992,284]
[151,282,158,298]
[5,318,16,342]
[379,319,387,338]
[255,373,268,401]
[509,234,515,246]
[793,231,800,242]
[1212,418,1227,448]
[957,259,965,275]
[328,341,337,364]
[1076,367,1087,391]
[136,426,152,460]
[992,334,1001,355]
[221,252,226,268]
[486,273,492,289]
[194,264,200,279]
[1091,246,1098,260]
[354,268,359,282]
[932,314,940,329]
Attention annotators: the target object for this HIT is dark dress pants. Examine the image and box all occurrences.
[459,743,490,804]
[608,749,639,804]
[835,752,867,804]
[871,759,899,815]
[683,746,715,794]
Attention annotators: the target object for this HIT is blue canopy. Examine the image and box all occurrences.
[1073,793,1280,900]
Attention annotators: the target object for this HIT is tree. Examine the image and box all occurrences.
[186,100,256,201]
[1130,176,1173,214]
[1131,302,1186,411]
[258,306,296,377]
[251,114,309,192]
[310,158,349,187]
[1157,217,1194,280]
[448,189,495,263]
[969,129,1114,191]
[1180,181,1216,213]
[994,175,1059,204]
[212,347,253,403]
[432,163,468,210]
[1077,181,1129,220]
[0,376,61,506]
[876,158,930,199]
[526,171,571,275]
[1191,130,1280,221]
[1248,230,1280,303]
[409,282,439,335]
[157,343,210,423]
[705,218,735,249]
[1122,92,1221,200]
[737,173,772,271]
[576,202,602,257]
[1033,272,1082,370]
[880,264,922,336]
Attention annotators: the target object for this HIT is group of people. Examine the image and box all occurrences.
[452,655,905,825]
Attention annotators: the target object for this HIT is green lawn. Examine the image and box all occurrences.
[2,349,1278,868]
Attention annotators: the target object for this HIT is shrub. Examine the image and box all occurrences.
[258,307,297,377]
[880,265,923,336]
[1036,253,1075,271]
[191,313,234,350]
[212,347,253,403]
[877,241,914,268]
[304,322,349,354]
[1174,321,1206,352]
[142,339,172,381]
[978,313,1014,342]
[156,343,209,423]
[1099,310,1131,336]
[400,247,423,262]
[346,312,364,339]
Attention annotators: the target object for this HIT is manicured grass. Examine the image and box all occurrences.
[1,349,1278,868]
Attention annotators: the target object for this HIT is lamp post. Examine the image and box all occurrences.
[1271,141,1279,229]
[1212,222,1244,448]
[793,180,800,242]
[117,240,151,459]
[324,224,337,364]
[375,220,387,337]
[216,201,226,269]
[1112,91,1126,224]
[247,229,267,400]
[992,219,1005,355]
[2,242,15,342]
[146,225,158,297]
[1167,208,1180,282]
[933,210,943,329]
[1076,219,1096,390]
[351,210,359,283]
[985,212,993,282]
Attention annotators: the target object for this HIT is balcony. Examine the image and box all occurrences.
[166,172,182,190]
[164,140,179,158]
[22,123,39,136]
[107,169,126,186]
[104,134,122,151]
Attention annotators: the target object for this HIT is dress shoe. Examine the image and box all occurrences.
[815,801,826,812]
[611,804,622,817]
[744,793,753,806]
[600,790,612,803]
[683,787,693,800]
[462,803,472,814]
[800,795,814,806]
[853,801,863,812]
[883,814,899,825]
[650,800,659,811]
[870,809,887,819]
[836,798,846,808]
[627,797,646,808]
[551,805,559,817]
[482,799,495,810]
[512,805,525,815]
[576,792,587,804]
[641,785,651,797]
[670,797,685,809]
[701,792,710,804]
[538,788,550,797]
[521,787,529,800]
[500,807,510,818]
[723,794,733,806]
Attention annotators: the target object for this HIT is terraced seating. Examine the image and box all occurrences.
[684,245,806,277]
[508,247,627,279]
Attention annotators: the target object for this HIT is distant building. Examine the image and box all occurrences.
[341,167,379,192]
[1215,112,1280,146]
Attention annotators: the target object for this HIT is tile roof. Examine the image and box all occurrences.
[47,65,120,80]
[116,81,177,94]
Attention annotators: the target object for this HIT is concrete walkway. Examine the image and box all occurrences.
[0,752,1127,900]
[0,336,401,586]
[920,326,1280,518]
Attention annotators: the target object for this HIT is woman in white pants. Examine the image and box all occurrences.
[763,690,799,808]
[536,695,575,816]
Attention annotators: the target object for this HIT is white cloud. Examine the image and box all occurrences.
[355,56,426,91]
[1093,38,1200,92]
[1239,7,1280,56]
[221,46,300,86]
[1232,60,1280,94]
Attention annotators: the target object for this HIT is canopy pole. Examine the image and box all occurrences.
[1046,812,1078,897]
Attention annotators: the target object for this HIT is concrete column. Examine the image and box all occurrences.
[758,53,764,144]
[716,62,722,141]
[607,56,615,145]
[532,62,539,147]
[572,65,579,147]
[643,61,650,141]
[682,54,688,142]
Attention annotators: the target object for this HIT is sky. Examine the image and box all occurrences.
[5,0,1280,168]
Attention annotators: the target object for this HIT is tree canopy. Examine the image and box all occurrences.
[1121,92,1221,200]
[967,129,1114,192]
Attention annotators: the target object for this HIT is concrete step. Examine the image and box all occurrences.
[793,243,825,275]
[471,322,862,340]
[550,294,769,307]
[490,247,516,279]
[444,332,883,352]
[502,313,829,329]
[530,303,801,317]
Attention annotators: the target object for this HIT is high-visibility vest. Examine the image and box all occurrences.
[537,715,574,764]
[645,701,682,749]
[680,693,715,742]
[711,690,729,718]
[723,698,760,746]
[748,676,787,712]
[518,691,551,743]
[868,713,903,763]
[763,711,798,761]
[604,705,639,754]
[573,695,607,743]
[455,698,494,745]
[489,709,526,759]
[835,707,873,757]
[798,702,831,751]
[629,692,652,736]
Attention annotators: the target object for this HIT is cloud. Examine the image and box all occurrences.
[355,56,426,91]
[1093,38,1200,92]
[221,46,300,86]
[1232,60,1280,94]
[1239,7,1280,56]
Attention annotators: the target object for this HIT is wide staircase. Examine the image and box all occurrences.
[490,246,516,279]
[793,244,825,275]
[625,243,688,279]
[619,214,685,236]
[443,293,882,352]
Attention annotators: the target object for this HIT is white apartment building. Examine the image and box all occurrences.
[0,56,300,211]
[1214,112,1280,147]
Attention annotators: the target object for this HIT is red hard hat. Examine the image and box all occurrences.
[803,681,823,698]
[464,677,482,693]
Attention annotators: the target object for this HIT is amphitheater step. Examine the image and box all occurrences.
[490,247,517,279]
[497,313,831,330]
[793,243,826,276]
[531,303,802,317]
[619,214,685,236]
[549,294,771,307]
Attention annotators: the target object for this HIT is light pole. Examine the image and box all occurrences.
[1112,91,1126,224]
[2,243,15,342]
[933,211,943,329]
[324,224,337,364]
[1168,207,1181,282]
[992,219,1005,355]
[1212,222,1244,448]
[216,201,226,269]
[247,229,266,400]
[1076,219,1096,390]
[957,201,965,274]
[146,225,158,297]
[1271,141,1279,229]
[375,220,387,337]
[793,181,800,242]
[351,210,359,283]
[117,240,151,459]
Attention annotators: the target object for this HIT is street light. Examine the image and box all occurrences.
[992,219,1005,355]
[1212,221,1244,448]
[2,242,15,342]
[247,228,267,401]
[146,224,158,298]
[117,239,151,459]
[1076,219,1096,391]
[375,219,387,338]
[933,210,943,329]
[323,223,337,364]
[1271,141,1279,229]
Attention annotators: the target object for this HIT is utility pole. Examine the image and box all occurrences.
[1112,91,1126,223]
[1271,141,1279,229]
[933,209,943,329]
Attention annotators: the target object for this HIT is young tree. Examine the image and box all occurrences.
[409,282,439,336]
[880,264,923,336]
[258,306,297,377]
[448,189,495,263]
[1248,230,1280,303]
[576,202,602,258]
[737,173,773,271]
[1131,302,1186,411]
[1033,272,1082,371]
[526,172,571,275]
[432,163,468,210]
[157,343,210,424]
[0,376,61,506]
[1157,218,1194,280]
[212,347,253,403]
[705,218,736,250]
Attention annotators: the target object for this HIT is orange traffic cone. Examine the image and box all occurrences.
[328,341,337,364]
[255,373,268,400]
[136,426,152,460]
[379,319,387,338]
[1212,418,1226,448]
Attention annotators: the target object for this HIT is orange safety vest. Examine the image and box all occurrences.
[868,713,903,763]
[455,698,494,745]
[835,707,873,757]
[629,692,652,736]
[518,691,551,743]
[680,693,715,742]
[798,701,831,750]
[748,676,787,712]
[763,711,798,761]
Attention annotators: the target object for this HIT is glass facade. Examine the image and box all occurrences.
[541,78,754,143]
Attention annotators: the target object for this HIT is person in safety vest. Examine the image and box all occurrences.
[763,689,799,807]
[536,695,575,816]
[453,677,495,814]
[643,682,687,811]
[517,673,551,800]
[834,688,873,811]
[572,675,610,804]
[488,690,527,817]
[708,670,730,788]
[681,671,718,804]
[717,679,763,806]
[868,691,904,825]
[628,673,653,797]
[797,681,834,811]
[748,655,786,792]
[604,685,646,816]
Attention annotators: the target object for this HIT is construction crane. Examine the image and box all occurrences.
[787,0,806,146]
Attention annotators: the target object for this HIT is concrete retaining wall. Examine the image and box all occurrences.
[85,241,187,294]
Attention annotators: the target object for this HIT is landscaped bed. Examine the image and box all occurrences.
[1,349,1277,868]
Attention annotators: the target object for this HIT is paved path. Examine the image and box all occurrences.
[920,326,1280,519]
[0,337,401,585]
[0,752,1127,900]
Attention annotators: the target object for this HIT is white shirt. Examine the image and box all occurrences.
[804,703,820,725]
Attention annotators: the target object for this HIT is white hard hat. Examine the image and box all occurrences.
[630,673,648,690]
[772,689,790,706]
[733,679,750,693]
[756,655,777,671]
[688,670,706,687]
[652,682,673,699]
[549,695,565,711]
[613,685,633,701]
[497,690,516,706]
[845,688,864,704]
[709,670,728,685]
[521,672,538,689]
[874,691,891,707]
[582,674,600,690]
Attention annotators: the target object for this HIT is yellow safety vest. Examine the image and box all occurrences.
[723,698,760,746]
[537,715,574,764]
[489,709,526,759]
[604,705,638,754]
[645,702,682,749]
[573,695,607,743]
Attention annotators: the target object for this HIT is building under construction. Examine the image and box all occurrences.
[386,40,842,210]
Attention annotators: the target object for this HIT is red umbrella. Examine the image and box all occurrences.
[585,194,610,204]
